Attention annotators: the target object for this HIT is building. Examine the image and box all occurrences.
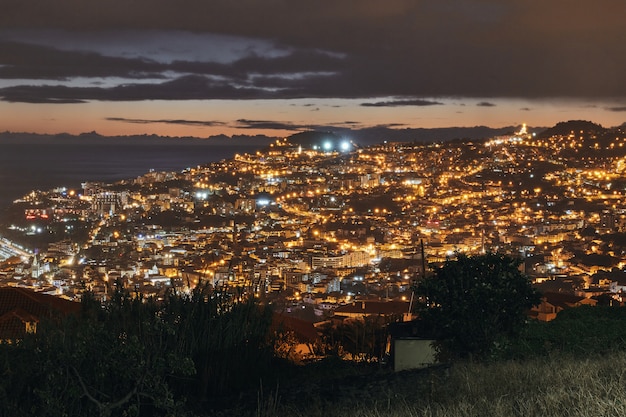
[0,287,81,341]
[530,292,598,322]
[333,300,411,320]
[91,192,124,216]
[311,251,369,269]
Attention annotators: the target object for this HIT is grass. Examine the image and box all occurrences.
[250,352,626,417]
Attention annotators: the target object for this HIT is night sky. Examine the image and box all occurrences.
[1,0,625,137]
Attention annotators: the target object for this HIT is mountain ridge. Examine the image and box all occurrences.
[0,124,543,147]
[4,120,624,147]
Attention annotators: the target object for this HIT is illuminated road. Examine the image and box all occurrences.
[0,236,33,260]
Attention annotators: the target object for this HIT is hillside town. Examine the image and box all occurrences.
[1,120,626,324]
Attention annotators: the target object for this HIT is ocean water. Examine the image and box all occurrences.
[0,142,263,211]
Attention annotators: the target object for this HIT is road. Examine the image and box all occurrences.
[0,236,33,260]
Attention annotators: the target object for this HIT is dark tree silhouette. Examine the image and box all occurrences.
[413,253,541,360]
[0,284,275,416]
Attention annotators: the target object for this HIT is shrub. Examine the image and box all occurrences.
[413,253,541,360]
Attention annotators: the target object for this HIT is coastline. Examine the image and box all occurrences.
[0,140,269,213]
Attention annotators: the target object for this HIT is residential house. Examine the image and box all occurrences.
[0,287,81,341]
[530,292,598,322]
[333,300,411,320]
[271,313,320,361]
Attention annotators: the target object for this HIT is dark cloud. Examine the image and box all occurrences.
[1,0,626,102]
[166,49,345,82]
[477,101,496,107]
[234,119,363,131]
[106,117,226,127]
[0,41,165,80]
[361,99,444,107]
[0,75,273,102]
[235,119,312,131]
[372,123,407,128]
[106,116,365,132]
[520,107,532,111]
[607,106,626,112]
[0,43,357,102]
[4,95,86,104]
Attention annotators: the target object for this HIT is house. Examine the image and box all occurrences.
[530,292,598,322]
[0,287,81,341]
[609,275,626,294]
[271,313,320,362]
[332,300,411,320]
[386,320,437,371]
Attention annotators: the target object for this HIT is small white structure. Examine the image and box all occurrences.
[393,338,437,372]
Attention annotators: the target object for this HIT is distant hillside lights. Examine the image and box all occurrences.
[311,139,353,153]
[485,123,535,147]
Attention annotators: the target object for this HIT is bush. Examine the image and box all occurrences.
[501,305,626,359]
[0,285,276,416]
[414,253,541,360]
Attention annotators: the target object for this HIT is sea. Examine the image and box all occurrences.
[0,140,266,212]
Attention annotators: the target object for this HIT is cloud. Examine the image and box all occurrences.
[371,123,408,128]
[105,117,360,131]
[0,40,355,102]
[607,106,626,112]
[476,101,496,107]
[0,75,274,102]
[361,99,444,107]
[2,0,626,102]
[0,40,165,80]
[235,119,312,131]
[106,117,226,127]
[234,119,363,131]
[106,116,365,133]
[2,95,87,104]
[166,49,345,82]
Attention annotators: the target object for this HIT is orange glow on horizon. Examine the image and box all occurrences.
[1,98,625,138]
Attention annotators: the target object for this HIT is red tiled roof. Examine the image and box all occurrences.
[0,288,80,339]
[272,313,320,343]
[0,287,80,316]
[333,300,410,316]
[0,311,29,340]
[6,307,39,323]
[542,292,588,309]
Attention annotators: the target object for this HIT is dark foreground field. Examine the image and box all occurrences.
[235,353,626,417]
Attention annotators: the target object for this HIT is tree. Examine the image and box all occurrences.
[413,252,541,360]
[0,285,276,416]
[318,315,396,362]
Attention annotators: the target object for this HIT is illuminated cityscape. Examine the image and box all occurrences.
[2,0,626,414]
[1,120,626,322]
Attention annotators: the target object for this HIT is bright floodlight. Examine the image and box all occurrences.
[340,141,351,151]
[323,141,332,151]
[257,198,270,206]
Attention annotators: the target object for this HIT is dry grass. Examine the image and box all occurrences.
[259,352,626,417]
[425,353,626,417]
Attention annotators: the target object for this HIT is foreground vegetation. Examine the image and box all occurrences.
[1,253,626,416]
[0,285,279,417]
[3,292,626,417]
[249,305,626,417]
[260,352,626,417]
